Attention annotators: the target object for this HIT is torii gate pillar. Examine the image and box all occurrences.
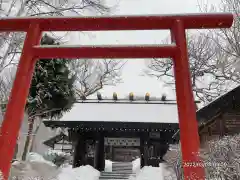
[0,14,233,179]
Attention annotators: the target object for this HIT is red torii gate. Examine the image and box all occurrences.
[0,13,233,179]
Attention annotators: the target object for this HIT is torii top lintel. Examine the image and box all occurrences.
[0,13,233,32]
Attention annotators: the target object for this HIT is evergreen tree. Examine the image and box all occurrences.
[22,34,76,160]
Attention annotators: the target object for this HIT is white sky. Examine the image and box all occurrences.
[67,0,222,100]
[61,0,224,122]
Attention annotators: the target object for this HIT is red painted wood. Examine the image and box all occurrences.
[33,45,177,59]
[0,13,233,31]
[0,23,42,179]
[171,20,205,179]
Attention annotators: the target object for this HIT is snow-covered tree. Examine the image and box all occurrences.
[21,34,76,161]
[165,134,240,180]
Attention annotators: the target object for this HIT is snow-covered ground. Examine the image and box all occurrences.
[105,160,112,172]
[131,158,176,180]
[57,164,100,180]
[5,153,175,180]
[7,152,100,180]
[130,166,163,180]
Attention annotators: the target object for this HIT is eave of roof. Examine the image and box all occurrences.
[173,85,240,140]
[43,132,68,147]
[196,85,240,123]
[43,120,179,131]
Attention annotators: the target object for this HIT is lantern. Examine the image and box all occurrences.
[113,92,118,100]
[145,92,150,101]
[97,92,102,100]
[129,92,134,101]
[161,94,166,101]
[81,95,86,100]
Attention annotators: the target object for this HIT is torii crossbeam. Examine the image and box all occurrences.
[0,13,233,179]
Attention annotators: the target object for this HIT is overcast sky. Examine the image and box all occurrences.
[68,0,222,100]
[62,0,227,120]
[60,0,226,121]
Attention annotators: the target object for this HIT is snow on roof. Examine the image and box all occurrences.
[60,102,179,123]
[196,84,239,113]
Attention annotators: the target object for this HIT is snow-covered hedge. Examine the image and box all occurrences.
[164,134,240,180]
[43,149,72,167]
[9,153,58,180]
[9,152,100,180]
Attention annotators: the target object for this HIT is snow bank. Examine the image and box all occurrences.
[43,149,72,166]
[0,170,3,180]
[160,163,177,180]
[130,166,164,180]
[132,158,141,173]
[10,152,100,180]
[26,152,56,167]
[9,152,58,180]
[105,160,112,172]
[57,165,100,180]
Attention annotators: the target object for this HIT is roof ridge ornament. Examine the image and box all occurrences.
[129,92,134,101]
[113,92,118,101]
[145,92,150,101]
[78,92,202,103]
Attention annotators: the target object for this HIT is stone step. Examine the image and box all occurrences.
[112,169,132,173]
[101,172,135,174]
[99,175,134,179]
[99,178,129,180]
[112,166,132,168]
[104,162,134,180]
[112,165,132,168]
[100,168,136,180]
[101,173,135,176]
[112,170,133,173]
[112,163,132,165]
[100,175,135,178]
[112,162,132,164]
[112,167,132,169]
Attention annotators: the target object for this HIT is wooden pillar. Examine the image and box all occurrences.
[218,115,226,137]
[143,141,148,166]
[140,135,144,168]
[94,140,99,169]
[140,133,148,167]
[159,143,169,161]
[73,134,86,168]
[96,133,105,171]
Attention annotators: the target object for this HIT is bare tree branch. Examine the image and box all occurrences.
[69,59,126,98]
[145,1,240,105]
[145,31,239,105]
[0,0,111,104]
